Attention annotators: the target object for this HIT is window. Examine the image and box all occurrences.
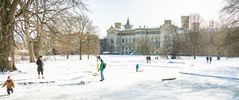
[111,39,114,43]
[122,39,124,43]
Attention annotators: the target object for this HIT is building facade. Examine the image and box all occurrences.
[106,16,189,55]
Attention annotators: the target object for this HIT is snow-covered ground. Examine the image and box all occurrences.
[0,55,239,100]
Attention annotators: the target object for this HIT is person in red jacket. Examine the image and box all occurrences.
[2,76,15,95]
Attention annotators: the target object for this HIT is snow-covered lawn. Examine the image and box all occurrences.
[0,55,239,100]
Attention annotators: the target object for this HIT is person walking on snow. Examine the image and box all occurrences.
[206,56,209,63]
[98,58,106,81]
[2,76,15,95]
[146,56,149,63]
[136,64,139,72]
[36,56,44,79]
[209,56,212,64]
[149,56,151,63]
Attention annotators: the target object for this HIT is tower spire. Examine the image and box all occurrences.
[124,18,132,29]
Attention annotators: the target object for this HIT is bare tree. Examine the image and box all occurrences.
[84,22,98,59]
[16,0,36,62]
[71,15,94,60]
[221,0,239,57]
[206,20,226,59]
[0,0,88,71]
[189,13,203,59]
[160,35,171,59]
[171,32,183,59]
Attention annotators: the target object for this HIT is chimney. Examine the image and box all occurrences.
[114,22,122,29]
[164,20,172,24]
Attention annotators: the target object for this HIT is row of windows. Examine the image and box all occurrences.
[122,38,136,43]
[121,45,160,51]
[121,50,160,55]
[122,47,135,51]
[121,38,160,43]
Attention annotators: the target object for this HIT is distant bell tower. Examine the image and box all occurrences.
[181,16,189,30]
[124,18,132,30]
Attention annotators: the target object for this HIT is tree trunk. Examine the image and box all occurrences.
[23,8,36,62]
[87,39,90,59]
[34,22,44,57]
[27,40,36,62]
[0,30,16,71]
[217,51,220,60]
[193,50,196,59]
[79,40,82,60]
[66,53,69,59]
[79,33,83,60]
[0,0,20,71]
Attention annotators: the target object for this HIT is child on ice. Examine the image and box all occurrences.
[136,64,144,72]
[2,76,15,95]
[136,64,139,72]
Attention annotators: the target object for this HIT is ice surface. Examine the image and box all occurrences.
[0,55,238,100]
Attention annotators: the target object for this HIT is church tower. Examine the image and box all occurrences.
[181,16,189,30]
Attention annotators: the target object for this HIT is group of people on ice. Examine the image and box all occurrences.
[206,56,212,64]
[1,55,107,95]
[146,56,151,63]
[1,55,215,95]
[37,55,107,82]
[1,55,44,95]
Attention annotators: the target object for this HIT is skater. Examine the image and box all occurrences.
[98,58,106,81]
[206,56,209,63]
[148,56,151,63]
[135,64,144,72]
[2,76,15,95]
[146,56,148,63]
[36,56,44,79]
[136,64,139,72]
[209,56,212,64]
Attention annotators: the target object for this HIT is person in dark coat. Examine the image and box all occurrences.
[149,56,151,63]
[146,56,150,63]
[36,56,44,79]
[206,56,209,63]
[209,56,212,64]
[2,76,15,95]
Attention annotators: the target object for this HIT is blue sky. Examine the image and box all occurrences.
[86,0,224,38]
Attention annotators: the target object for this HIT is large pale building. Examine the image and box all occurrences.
[106,16,189,55]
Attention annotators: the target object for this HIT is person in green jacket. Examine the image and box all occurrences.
[98,58,106,81]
